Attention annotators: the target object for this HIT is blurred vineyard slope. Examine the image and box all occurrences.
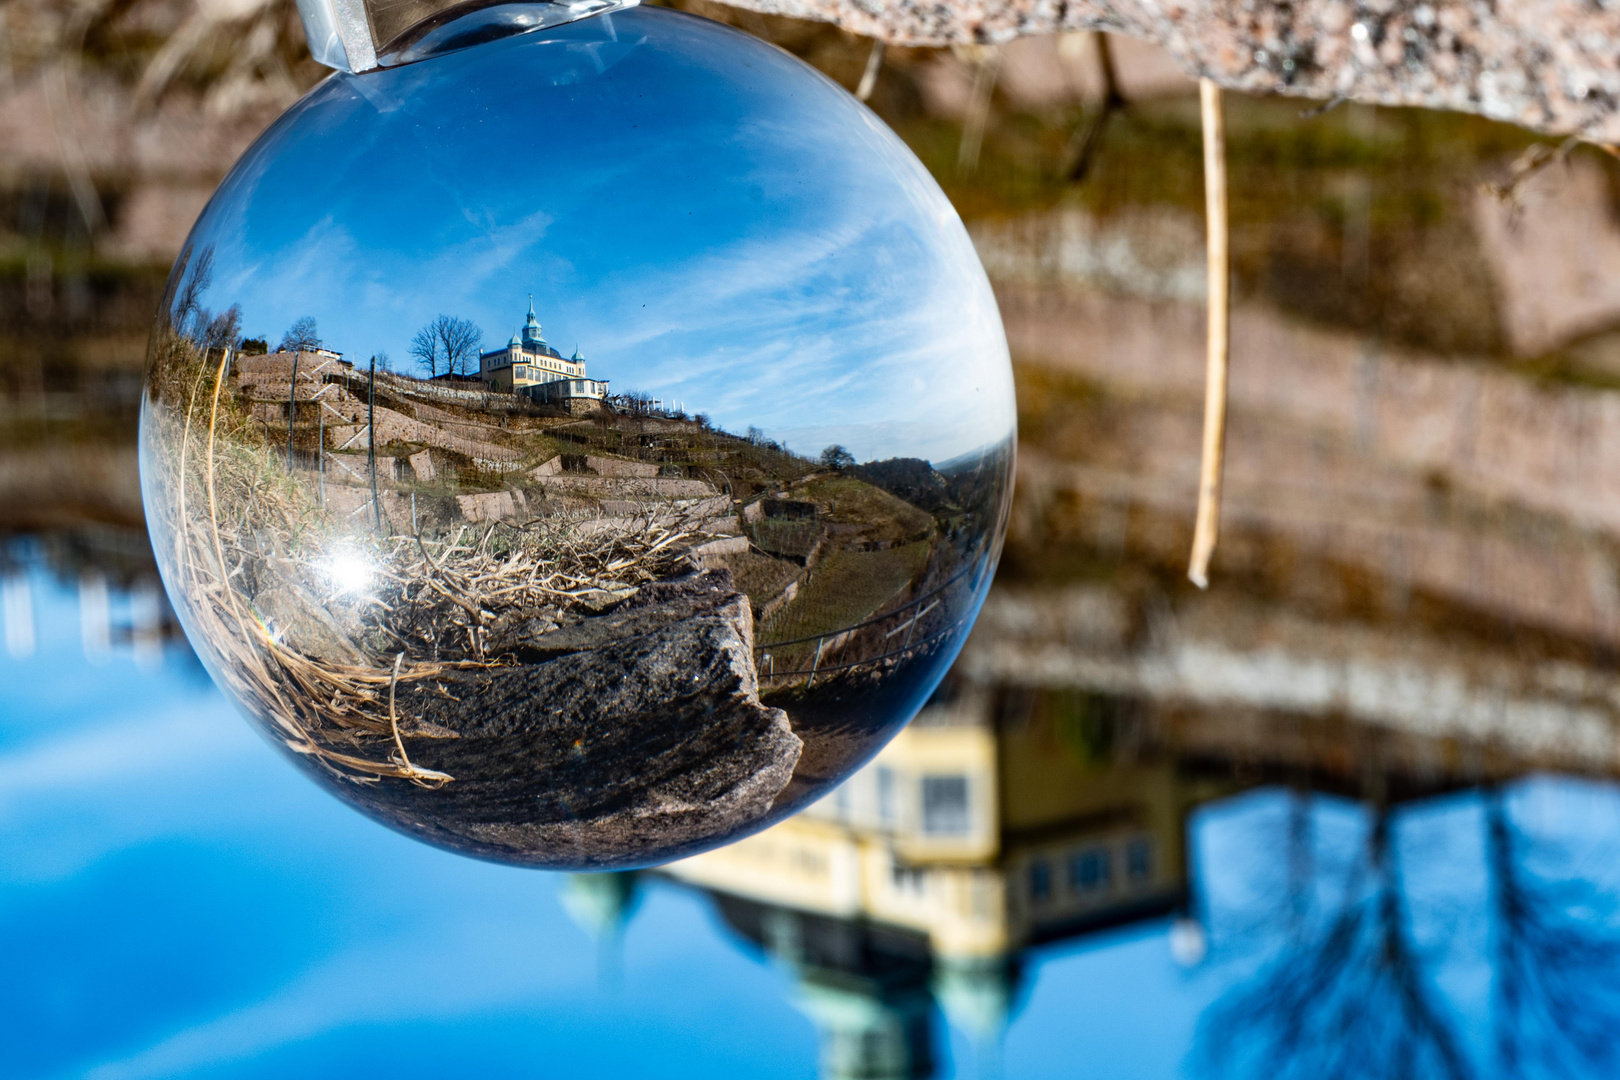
[7,0,1620,783]
[0,0,325,530]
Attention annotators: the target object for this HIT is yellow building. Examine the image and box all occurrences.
[479,299,608,404]
[663,685,1194,964]
[650,685,1218,1077]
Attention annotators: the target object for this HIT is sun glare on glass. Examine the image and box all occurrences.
[324,550,374,595]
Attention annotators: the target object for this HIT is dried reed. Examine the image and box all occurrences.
[147,335,719,786]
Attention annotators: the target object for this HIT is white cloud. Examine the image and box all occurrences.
[0,703,250,807]
[76,916,572,1080]
[568,191,1015,462]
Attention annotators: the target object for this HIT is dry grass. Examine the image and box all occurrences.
[146,335,717,786]
[720,550,804,608]
[760,541,932,647]
[798,475,936,545]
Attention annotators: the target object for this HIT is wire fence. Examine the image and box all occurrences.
[757,617,970,686]
[754,562,981,686]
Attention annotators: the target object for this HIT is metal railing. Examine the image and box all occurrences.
[759,617,970,685]
[753,562,984,686]
[753,562,977,652]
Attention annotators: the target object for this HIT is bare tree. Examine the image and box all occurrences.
[410,314,482,378]
[156,244,248,362]
[166,244,215,345]
[1196,808,1474,1080]
[1286,787,1315,939]
[279,316,321,354]
[201,304,242,354]
[408,324,440,377]
[447,318,481,376]
[1487,788,1620,1078]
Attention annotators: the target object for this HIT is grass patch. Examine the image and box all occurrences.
[721,551,803,609]
[761,541,931,645]
[797,475,936,545]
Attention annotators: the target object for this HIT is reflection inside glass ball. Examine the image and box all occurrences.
[139,3,1015,868]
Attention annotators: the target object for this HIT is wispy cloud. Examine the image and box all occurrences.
[75,916,569,1080]
[568,183,1013,460]
[0,703,249,807]
[185,6,1014,461]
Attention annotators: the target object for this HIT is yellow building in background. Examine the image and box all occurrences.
[656,684,1219,1079]
[664,685,1194,962]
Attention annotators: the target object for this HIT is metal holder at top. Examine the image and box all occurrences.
[297,0,638,73]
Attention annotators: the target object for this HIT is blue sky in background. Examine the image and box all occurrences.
[0,568,1213,1080]
[181,7,1014,465]
[11,566,1620,1078]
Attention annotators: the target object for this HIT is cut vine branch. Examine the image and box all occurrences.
[1189,76,1228,591]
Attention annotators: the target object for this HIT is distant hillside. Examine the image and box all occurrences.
[855,442,1012,521]
[853,458,948,512]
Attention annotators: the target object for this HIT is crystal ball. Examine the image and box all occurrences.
[139,4,1015,868]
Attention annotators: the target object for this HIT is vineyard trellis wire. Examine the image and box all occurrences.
[755,562,982,684]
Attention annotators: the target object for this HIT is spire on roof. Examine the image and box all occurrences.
[521,296,545,349]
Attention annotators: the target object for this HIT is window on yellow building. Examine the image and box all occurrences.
[1126,838,1152,884]
[1069,848,1112,894]
[832,783,852,823]
[1029,859,1052,904]
[921,775,969,835]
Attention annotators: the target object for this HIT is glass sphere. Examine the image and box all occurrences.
[139,4,1015,869]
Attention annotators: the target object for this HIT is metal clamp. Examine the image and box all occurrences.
[296,0,638,73]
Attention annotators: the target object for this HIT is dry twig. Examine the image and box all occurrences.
[856,40,885,102]
[1189,77,1229,590]
[1479,136,1579,219]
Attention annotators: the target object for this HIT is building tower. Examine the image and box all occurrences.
[477,297,609,411]
[521,295,546,351]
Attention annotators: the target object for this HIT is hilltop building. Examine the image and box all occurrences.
[479,299,609,411]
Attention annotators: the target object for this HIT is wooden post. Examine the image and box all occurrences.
[1068,31,1126,183]
[807,635,825,689]
[958,46,1000,174]
[286,349,300,470]
[1188,78,1229,590]
[369,355,382,533]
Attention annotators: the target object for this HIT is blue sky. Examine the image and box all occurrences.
[10,565,1620,1078]
[0,568,1202,1079]
[182,7,1014,464]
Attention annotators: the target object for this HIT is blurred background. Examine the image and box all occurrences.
[6,0,1620,1076]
